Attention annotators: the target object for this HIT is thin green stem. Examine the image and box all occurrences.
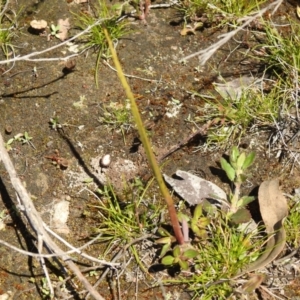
[103,28,184,245]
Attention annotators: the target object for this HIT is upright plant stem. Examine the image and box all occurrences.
[103,28,184,245]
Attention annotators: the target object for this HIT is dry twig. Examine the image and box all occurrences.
[0,132,109,299]
[0,0,9,19]
[0,17,108,64]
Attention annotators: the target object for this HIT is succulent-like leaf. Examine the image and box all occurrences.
[197,217,210,227]
[160,243,171,258]
[193,204,202,221]
[230,146,239,164]
[242,152,255,170]
[161,255,175,265]
[157,227,171,237]
[191,223,201,236]
[179,260,189,270]
[220,158,235,181]
[156,236,172,244]
[183,249,199,259]
[173,245,181,257]
[6,138,14,145]
[191,224,207,238]
[230,208,252,224]
[236,152,246,169]
[237,196,255,208]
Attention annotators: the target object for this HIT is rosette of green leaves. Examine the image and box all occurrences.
[161,244,199,271]
[220,146,255,223]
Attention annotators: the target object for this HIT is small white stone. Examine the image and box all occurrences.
[30,19,47,31]
[100,154,111,168]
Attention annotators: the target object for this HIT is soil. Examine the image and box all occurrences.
[0,0,300,299]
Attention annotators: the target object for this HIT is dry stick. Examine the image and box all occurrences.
[0,233,119,264]
[0,17,108,64]
[86,234,153,299]
[43,223,119,266]
[0,133,106,300]
[180,0,283,65]
[103,60,157,83]
[0,0,9,19]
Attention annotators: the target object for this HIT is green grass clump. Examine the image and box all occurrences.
[90,178,162,271]
[75,0,130,86]
[285,195,300,248]
[93,180,160,241]
[258,20,300,78]
[194,85,282,149]
[0,26,12,57]
[0,0,15,58]
[178,0,267,28]
[98,100,132,144]
[160,216,262,299]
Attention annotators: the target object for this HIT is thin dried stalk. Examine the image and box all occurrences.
[0,132,106,300]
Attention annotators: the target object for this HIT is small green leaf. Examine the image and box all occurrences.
[160,243,171,258]
[230,208,251,224]
[179,260,189,270]
[193,204,202,221]
[156,237,172,244]
[242,152,255,169]
[236,152,246,169]
[197,217,210,227]
[237,196,255,208]
[191,224,207,238]
[229,146,239,164]
[183,249,199,259]
[220,157,235,181]
[157,227,171,237]
[191,223,201,236]
[178,212,190,223]
[173,245,181,257]
[161,255,175,265]
[6,138,14,145]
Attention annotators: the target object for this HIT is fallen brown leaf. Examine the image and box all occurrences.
[243,179,288,273]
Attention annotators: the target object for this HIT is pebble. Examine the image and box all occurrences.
[100,154,111,168]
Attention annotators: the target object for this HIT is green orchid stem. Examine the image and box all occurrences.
[103,28,184,245]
